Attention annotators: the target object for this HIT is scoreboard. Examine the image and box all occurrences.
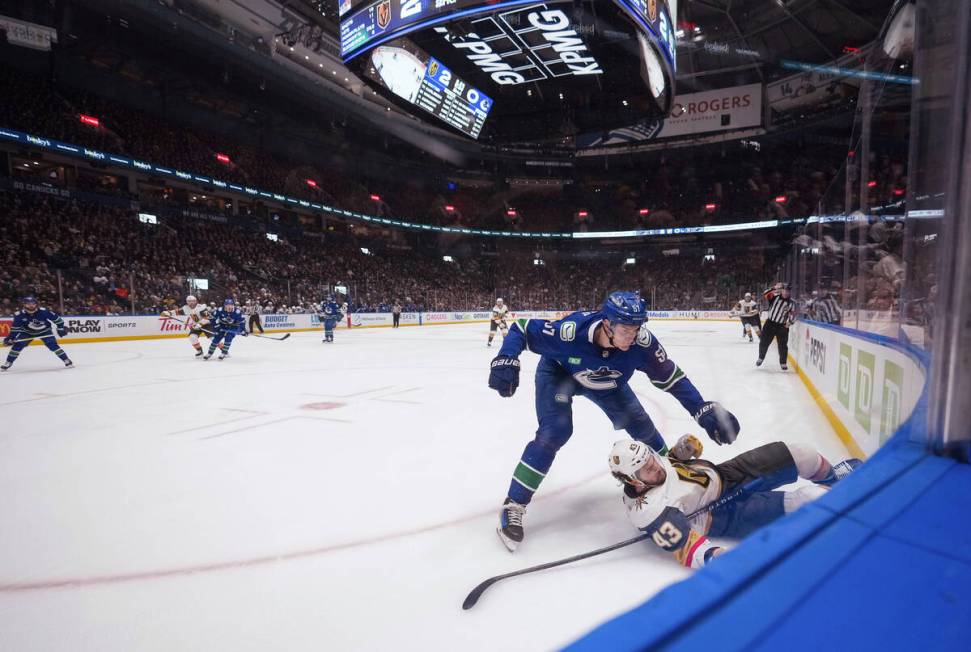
[340,0,542,61]
[365,40,493,139]
[343,0,677,140]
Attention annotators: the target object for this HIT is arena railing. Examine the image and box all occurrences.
[0,126,901,241]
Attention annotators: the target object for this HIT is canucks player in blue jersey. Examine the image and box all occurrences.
[1,297,73,371]
[203,298,247,360]
[319,296,342,343]
[488,291,741,551]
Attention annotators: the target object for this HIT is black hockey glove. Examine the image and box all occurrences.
[693,401,740,445]
[238,330,249,337]
[56,326,68,338]
[489,355,520,397]
[2,336,13,347]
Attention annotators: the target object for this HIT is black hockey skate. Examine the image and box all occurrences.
[64,359,74,368]
[195,349,204,358]
[0,362,10,372]
[497,498,526,552]
[203,353,213,360]
[218,352,229,360]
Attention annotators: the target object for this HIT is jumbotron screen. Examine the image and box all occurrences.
[341,0,677,141]
[364,38,493,138]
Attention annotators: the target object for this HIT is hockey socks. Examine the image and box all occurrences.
[4,349,20,367]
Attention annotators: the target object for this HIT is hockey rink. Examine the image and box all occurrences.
[0,320,851,651]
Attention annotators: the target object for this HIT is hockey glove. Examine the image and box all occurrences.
[489,355,520,397]
[2,337,13,347]
[669,434,704,461]
[693,402,740,445]
[56,327,68,338]
[238,330,249,337]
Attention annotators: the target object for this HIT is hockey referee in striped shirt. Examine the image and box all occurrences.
[757,283,797,370]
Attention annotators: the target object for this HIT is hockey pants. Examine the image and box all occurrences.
[507,357,666,505]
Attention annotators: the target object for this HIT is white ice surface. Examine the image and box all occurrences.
[0,321,849,651]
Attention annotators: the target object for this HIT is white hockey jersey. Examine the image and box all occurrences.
[622,456,723,540]
[174,303,210,330]
[736,299,759,317]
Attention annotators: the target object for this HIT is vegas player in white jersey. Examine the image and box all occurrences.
[608,437,860,569]
[487,298,509,347]
[161,295,211,357]
[731,292,762,342]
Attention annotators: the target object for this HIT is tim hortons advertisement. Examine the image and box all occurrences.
[157,315,192,334]
[0,318,11,338]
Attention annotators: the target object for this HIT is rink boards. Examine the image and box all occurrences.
[787,319,927,459]
[0,310,737,344]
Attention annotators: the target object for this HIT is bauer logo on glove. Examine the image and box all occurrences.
[488,355,521,397]
[693,401,740,445]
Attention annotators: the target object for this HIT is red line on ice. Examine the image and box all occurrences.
[0,474,601,593]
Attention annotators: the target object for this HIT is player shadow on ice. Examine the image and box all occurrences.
[524,486,633,542]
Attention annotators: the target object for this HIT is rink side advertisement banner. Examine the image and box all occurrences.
[13,309,738,345]
[788,319,926,458]
[578,83,763,147]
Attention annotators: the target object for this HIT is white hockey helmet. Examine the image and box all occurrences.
[186,295,198,306]
[744,292,752,299]
[496,298,504,305]
[609,439,658,485]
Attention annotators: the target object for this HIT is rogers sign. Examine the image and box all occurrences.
[661,83,763,137]
[670,92,753,118]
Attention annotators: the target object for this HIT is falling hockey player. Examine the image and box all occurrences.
[608,437,861,568]
[319,296,342,343]
[1,296,74,371]
[203,298,247,360]
[487,291,741,551]
[161,295,211,357]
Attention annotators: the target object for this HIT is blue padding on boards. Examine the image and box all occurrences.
[564,504,846,652]
[879,463,971,565]
[655,515,875,650]
[566,437,971,652]
[750,537,971,652]
[837,454,953,528]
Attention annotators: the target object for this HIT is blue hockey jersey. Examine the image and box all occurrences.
[9,308,65,340]
[498,311,705,413]
[320,300,342,322]
[210,307,246,333]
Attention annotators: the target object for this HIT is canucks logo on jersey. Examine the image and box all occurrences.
[573,366,624,390]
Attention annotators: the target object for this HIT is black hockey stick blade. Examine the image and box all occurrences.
[253,333,291,341]
[463,533,649,610]
[462,478,764,610]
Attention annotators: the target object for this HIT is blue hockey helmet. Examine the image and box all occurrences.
[602,291,647,327]
[22,295,39,311]
[224,297,236,307]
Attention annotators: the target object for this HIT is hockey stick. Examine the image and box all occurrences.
[2,333,63,347]
[250,332,291,341]
[462,477,765,610]
[163,314,251,339]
